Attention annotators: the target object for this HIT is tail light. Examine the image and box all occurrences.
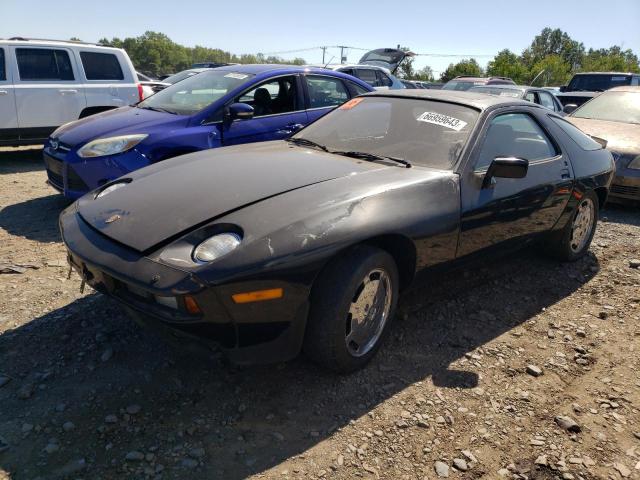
[137,83,144,102]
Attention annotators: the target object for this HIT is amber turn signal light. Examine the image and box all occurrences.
[183,295,202,314]
[232,288,283,304]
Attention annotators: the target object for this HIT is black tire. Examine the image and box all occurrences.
[543,190,599,262]
[303,245,399,373]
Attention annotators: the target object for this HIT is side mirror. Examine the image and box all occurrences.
[483,157,529,188]
[227,103,254,121]
[563,104,578,115]
[559,85,567,92]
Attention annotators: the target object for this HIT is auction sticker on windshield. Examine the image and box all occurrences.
[416,112,467,131]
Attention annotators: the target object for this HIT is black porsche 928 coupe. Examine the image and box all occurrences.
[60,90,614,372]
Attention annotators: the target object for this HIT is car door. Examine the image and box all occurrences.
[220,75,308,146]
[13,46,86,139]
[303,74,351,123]
[458,109,573,257]
[0,46,19,142]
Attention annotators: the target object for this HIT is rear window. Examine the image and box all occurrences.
[567,74,631,91]
[80,52,124,80]
[16,48,74,81]
[550,116,603,151]
[0,48,5,81]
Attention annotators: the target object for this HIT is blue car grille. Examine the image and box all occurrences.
[44,154,64,190]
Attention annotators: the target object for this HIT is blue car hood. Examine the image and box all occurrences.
[55,106,190,146]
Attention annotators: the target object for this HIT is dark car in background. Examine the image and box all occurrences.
[469,84,564,114]
[442,76,515,91]
[61,90,613,372]
[568,86,640,205]
[558,72,640,109]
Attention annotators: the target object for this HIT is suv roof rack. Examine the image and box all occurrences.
[4,37,112,47]
[489,76,513,81]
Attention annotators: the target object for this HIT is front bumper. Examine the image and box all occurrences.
[60,207,310,364]
[43,143,150,200]
[609,170,640,204]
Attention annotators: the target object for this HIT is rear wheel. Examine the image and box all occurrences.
[304,245,399,373]
[543,190,598,261]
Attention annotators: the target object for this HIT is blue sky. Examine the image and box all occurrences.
[3,0,639,75]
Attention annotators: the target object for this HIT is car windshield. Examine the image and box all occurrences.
[567,74,632,91]
[572,91,640,124]
[164,70,203,84]
[294,96,479,169]
[442,80,479,91]
[469,86,522,97]
[138,70,255,115]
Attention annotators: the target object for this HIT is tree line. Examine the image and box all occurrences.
[404,28,639,85]
[93,28,639,85]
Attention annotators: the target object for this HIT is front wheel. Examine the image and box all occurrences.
[303,245,399,373]
[543,190,598,261]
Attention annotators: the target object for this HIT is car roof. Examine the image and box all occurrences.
[364,88,536,110]
[606,85,640,93]
[213,64,329,75]
[472,84,529,91]
[573,71,635,76]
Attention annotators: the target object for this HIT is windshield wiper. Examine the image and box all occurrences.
[330,150,411,168]
[138,105,176,114]
[285,137,328,152]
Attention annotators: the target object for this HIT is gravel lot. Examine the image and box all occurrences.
[1,147,639,480]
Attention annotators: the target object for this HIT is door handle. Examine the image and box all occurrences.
[59,89,78,94]
[276,123,305,135]
[560,168,571,179]
[0,90,7,95]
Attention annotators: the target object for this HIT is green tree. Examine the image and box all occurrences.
[396,46,416,79]
[530,54,572,86]
[581,46,640,73]
[414,66,435,82]
[440,58,483,82]
[486,49,529,83]
[521,27,585,70]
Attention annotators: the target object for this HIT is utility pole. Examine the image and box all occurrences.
[337,45,348,64]
[321,46,327,64]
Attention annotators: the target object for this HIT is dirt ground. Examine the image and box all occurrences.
[0,147,639,480]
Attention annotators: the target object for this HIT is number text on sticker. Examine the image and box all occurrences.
[416,112,468,131]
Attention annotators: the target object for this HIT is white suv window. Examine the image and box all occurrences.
[0,48,5,81]
[80,52,124,80]
[16,48,74,81]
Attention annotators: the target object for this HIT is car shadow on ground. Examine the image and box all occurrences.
[0,194,70,243]
[0,147,44,174]
[602,203,640,227]
[0,248,599,479]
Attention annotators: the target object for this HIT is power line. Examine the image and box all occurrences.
[256,45,495,58]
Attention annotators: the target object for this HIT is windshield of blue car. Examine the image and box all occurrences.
[294,97,479,169]
[572,91,640,124]
[469,86,522,98]
[163,70,203,84]
[138,70,256,115]
[567,74,632,92]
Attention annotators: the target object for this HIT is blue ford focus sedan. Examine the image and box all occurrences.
[43,64,373,199]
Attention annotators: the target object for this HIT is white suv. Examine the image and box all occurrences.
[0,37,142,146]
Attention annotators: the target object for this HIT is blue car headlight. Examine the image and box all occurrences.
[77,134,148,158]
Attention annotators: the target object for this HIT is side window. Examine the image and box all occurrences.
[348,81,370,96]
[0,48,5,81]
[524,91,536,103]
[236,76,298,117]
[16,48,74,81]
[549,116,603,151]
[306,75,349,109]
[339,68,355,76]
[538,91,556,110]
[80,52,124,80]
[476,113,558,170]
[375,70,393,87]
[632,76,640,86]
[355,68,377,87]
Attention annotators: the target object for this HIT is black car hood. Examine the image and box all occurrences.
[76,141,383,252]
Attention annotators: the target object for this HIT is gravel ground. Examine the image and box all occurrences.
[1,147,639,480]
